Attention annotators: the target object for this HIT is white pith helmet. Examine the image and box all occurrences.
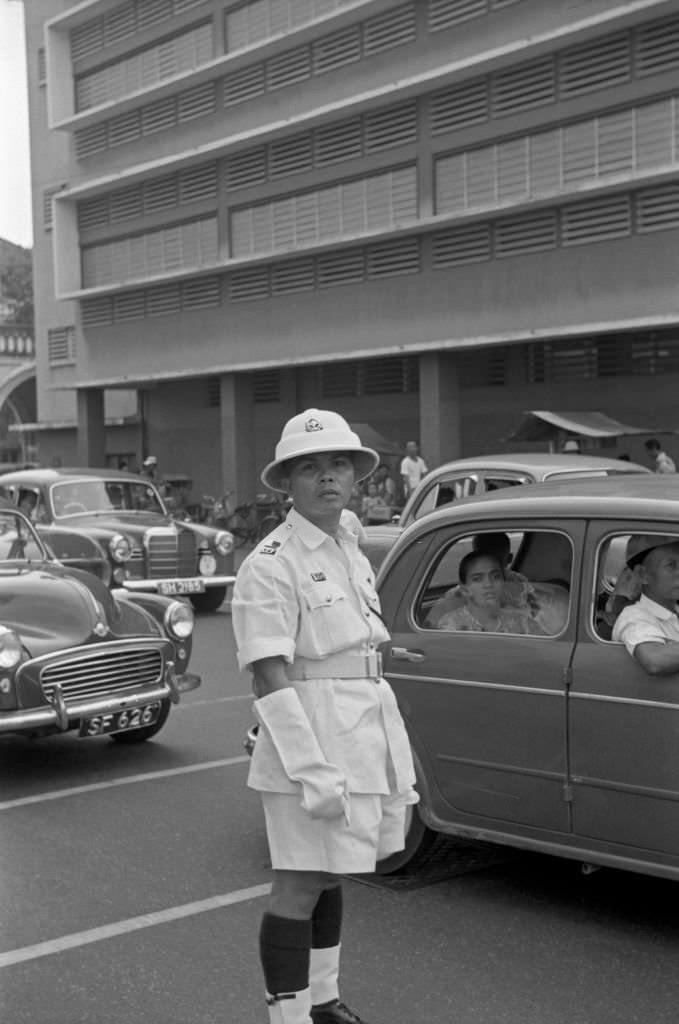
[261,409,379,492]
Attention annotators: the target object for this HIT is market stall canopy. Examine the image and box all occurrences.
[350,423,402,456]
[506,410,661,443]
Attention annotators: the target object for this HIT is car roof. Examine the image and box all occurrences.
[0,467,149,484]
[401,473,679,539]
[422,452,650,477]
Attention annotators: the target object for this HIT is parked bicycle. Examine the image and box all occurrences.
[223,493,286,548]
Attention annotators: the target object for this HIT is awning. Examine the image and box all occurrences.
[350,423,402,456]
[505,410,663,443]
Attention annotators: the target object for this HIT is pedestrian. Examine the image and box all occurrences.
[231,408,418,1024]
[561,438,581,454]
[399,440,428,500]
[141,454,158,480]
[644,438,676,474]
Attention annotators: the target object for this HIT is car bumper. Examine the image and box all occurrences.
[121,574,236,595]
[0,663,201,734]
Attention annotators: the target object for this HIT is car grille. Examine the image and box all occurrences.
[129,528,196,579]
[41,648,163,705]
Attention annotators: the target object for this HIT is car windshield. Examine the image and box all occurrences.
[0,509,47,562]
[50,479,166,518]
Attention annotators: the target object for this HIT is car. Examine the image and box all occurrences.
[0,468,236,613]
[0,501,200,743]
[375,473,679,881]
[362,452,650,571]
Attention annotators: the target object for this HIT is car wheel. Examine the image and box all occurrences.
[375,799,436,876]
[190,586,227,613]
[109,698,171,743]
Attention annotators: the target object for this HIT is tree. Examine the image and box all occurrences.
[0,260,34,328]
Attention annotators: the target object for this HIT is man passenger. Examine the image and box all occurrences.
[612,535,679,674]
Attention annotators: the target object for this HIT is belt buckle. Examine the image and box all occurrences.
[367,651,383,679]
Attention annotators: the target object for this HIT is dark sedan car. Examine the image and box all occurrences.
[376,475,679,881]
[0,502,199,743]
[362,452,650,570]
[0,468,235,613]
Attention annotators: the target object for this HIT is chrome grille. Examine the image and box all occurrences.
[41,648,163,704]
[147,531,195,578]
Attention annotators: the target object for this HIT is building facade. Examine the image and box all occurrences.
[23,0,679,498]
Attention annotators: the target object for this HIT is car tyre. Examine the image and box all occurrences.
[190,586,227,613]
[109,698,171,743]
[375,799,437,875]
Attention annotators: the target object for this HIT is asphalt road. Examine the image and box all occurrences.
[2,607,679,1024]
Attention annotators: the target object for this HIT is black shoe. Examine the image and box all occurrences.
[311,1000,369,1024]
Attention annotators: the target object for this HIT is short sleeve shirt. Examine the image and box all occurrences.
[400,455,428,491]
[612,593,679,653]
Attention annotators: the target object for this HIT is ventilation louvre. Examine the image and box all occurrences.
[113,291,146,321]
[47,326,76,364]
[317,249,366,287]
[271,258,316,294]
[561,196,632,246]
[559,32,631,99]
[636,183,679,233]
[492,57,555,117]
[362,4,417,57]
[80,297,114,327]
[635,15,679,77]
[494,211,557,257]
[266,46,311,90]
[224,63,265,105]
[312,26,361,74]
[227,266,271,301]
[366,238,420,278]
[314,118,363,166]
[182,276,221,307]
[365,103,418,152]
[427,0,487,33]
[270,135,314,179]
[226,149,268,190]
[429,78,488,135]
[432,224,491,266]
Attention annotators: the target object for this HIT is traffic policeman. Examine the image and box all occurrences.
[232,410,417,1024]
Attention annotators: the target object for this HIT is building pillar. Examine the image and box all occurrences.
[220,371,254,503]
[76,388,106,467]
[418,352,462,469]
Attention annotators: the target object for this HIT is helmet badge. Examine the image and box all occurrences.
[305,417,323,433]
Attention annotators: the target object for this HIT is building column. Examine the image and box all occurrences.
[76,388,106,467]
[220,371,254,503]
[418,352,462,468]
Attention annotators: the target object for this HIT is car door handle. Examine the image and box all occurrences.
[390,646,425,662]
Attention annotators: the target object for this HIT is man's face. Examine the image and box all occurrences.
[285,452,355,521]
[639,543,679,606]
[406,442,418,458]
[461,555,505,610]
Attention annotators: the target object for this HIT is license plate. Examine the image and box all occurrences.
[157,578,205,596]
[79,702,161,737]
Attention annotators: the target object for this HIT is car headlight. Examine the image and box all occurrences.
[109,533,132,563]
[198,552,217,576]
[0,626,23,669]
[215,531,234,556]
[164,600,194,640]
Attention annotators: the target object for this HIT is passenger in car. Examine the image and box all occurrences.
[612,535,679,673]
[438,550,547,635]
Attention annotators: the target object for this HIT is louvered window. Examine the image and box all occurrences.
[427,0,487,33]
[71,20,105,62]
[182,276,221,307]
[226,148,268,190]
[108,111,142,147]
[321,362,359,397]
[559,33,631,100]
[75,125,108,160]
[312,26,360,74]
[317,248,366,287]
[78,197,110,230]
[429,79,488,135]
[629,335,679,374]
[104,3,136,46]
[225,0,345,52]
[315,118,363,166]
[492,57,555,117]
[270,135,314,178]
[366,238,420,278]
[363,4,416,56]
[224,63,265,105]
[266,46,311,89]
[74,23,214,112]
[113,291,146,321]
[635,15,679,77]
[145,174,179,211]
[230,166,417,257]
[362,356,418,394]
[43,186,65,231]
[494,211,557,257]
[365,103,418,152]
[179,162,218,203]
[137,0,174,30]
[110,186,144,222]
[271,258,316,294]
[253,370,281,403]
[206,378,220,407]
[80,297,114,327]
[37,47,46,86]
[142,97,178,135]
[561,196,632,247]
[432,224,491,266]
[227,266,271,301]
[458,347,507,387]
[526,341,599,384]
[178,81,217,122]
[147,283,182,315]
[636,183,679,233]
[47,327,76,365]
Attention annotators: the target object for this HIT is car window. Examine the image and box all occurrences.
[416,529,572,637]
[483,476,526,491]
[51,479,165,517]
[0,509,46,561]
[413,475,477,520]
[592,532,679,641]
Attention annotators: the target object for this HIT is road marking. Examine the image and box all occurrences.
[0,756,249,811]
[0,884,272,969]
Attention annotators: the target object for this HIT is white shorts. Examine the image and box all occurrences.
[261,789,410,874]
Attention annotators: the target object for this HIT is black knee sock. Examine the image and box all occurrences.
[259,913,312,996]
[311,885,343,949]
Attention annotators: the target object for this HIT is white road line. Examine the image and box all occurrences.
[0,756,249,811]
[0,884,272,969]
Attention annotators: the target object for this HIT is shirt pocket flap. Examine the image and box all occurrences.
[302,582,347,610]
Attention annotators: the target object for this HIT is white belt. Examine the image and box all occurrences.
[286,651,383,681]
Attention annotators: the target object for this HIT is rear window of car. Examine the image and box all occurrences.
[415,529,572,638]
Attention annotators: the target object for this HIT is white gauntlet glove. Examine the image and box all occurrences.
[254,688,350,822]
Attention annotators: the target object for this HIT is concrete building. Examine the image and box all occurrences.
[22,0,679,498]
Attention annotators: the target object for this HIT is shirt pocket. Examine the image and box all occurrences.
[300,582,357,656]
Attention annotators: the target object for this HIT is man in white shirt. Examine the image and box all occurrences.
[612,534,679,673]
[644,438,676,474]
[399,440,428,499]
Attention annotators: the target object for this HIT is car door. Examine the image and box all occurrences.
[405,472,479,525]
[568,519,679,860]
[381,517,583,834]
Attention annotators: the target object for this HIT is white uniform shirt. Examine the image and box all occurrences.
[232,507,414,796]
[400,454,428,494]
[612,593,679,653]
